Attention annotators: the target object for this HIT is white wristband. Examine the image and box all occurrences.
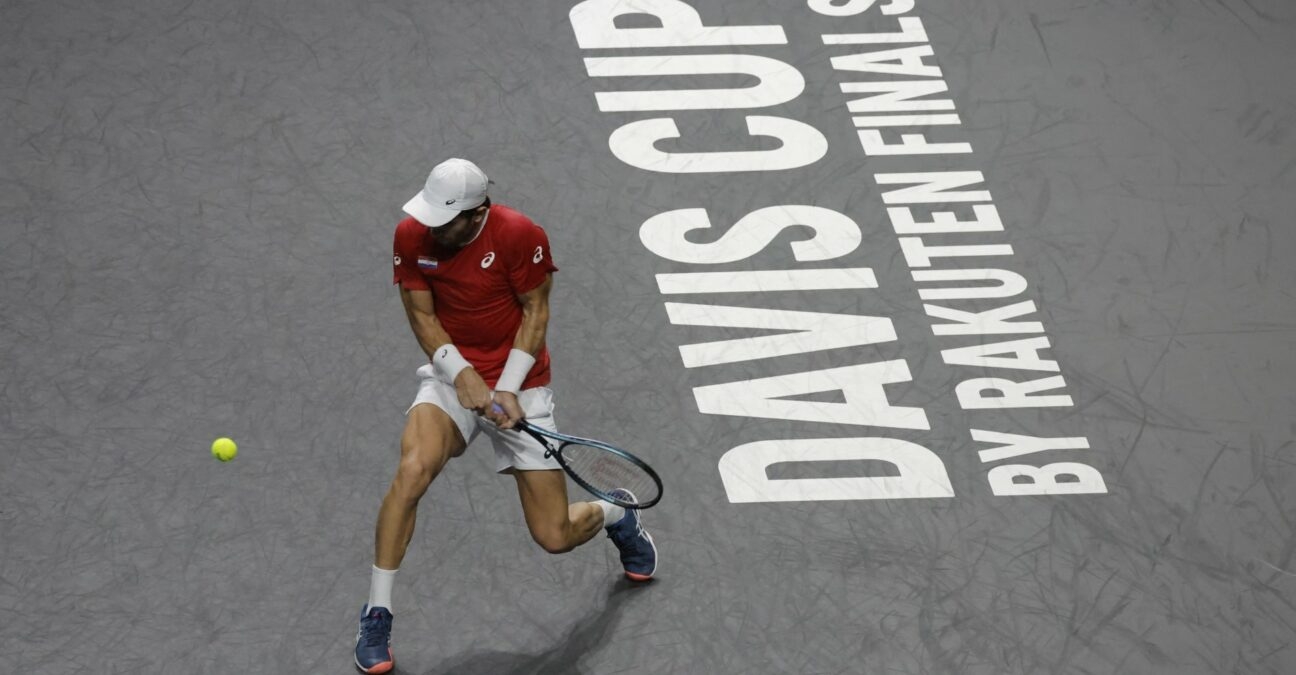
[432,344,473,383]
[495,348,536,393]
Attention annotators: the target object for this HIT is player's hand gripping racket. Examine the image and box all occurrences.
[497,406,662,509]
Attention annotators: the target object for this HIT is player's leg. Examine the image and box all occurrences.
[357,372,474,675]
[513,468,606,553]
[374,402,467,568]
[484,386,606,552]
[511,466,658,581]
[488,386,656,579]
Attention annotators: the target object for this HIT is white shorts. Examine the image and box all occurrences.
[407,364,561,473]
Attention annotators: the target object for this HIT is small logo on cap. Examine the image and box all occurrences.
[445,199,456,205]
[532,246,544,263]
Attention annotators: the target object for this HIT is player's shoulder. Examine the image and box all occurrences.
[489,204,543,234]
[394,215,425,237]
[393,216,427,249]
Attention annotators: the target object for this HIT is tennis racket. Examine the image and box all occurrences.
[508,415,663,510]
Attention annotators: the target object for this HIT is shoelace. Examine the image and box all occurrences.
[609,515,646,548]
[360,612,392,648]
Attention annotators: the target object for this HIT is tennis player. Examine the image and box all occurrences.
[353,158,658,674]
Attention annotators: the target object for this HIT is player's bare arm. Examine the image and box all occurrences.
[399,285,494,415]
[493,273,553,428]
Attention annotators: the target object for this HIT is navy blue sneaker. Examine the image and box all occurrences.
[605,489,657,581]
[354,605,394,674]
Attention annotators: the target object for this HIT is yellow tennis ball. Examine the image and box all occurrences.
[211,437,238,462]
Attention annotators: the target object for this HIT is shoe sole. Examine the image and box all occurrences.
[354,650,394,674]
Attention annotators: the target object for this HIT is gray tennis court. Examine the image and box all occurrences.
[3,1,1294,673]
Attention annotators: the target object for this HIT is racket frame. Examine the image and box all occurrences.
[513,420,663,510]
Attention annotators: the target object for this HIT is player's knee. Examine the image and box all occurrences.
[530,527,573,555]
[394,449,442,499]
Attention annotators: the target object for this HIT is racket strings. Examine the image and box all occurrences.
[562,443,659,504]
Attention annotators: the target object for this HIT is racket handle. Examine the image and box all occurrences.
[491,401,530,430]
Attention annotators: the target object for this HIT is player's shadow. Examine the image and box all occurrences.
[416,577,649,675]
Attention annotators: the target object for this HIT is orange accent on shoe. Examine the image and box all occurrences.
[360,649,394,674]
[624,571,653,582]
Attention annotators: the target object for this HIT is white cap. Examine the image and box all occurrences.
[403,158,490,227]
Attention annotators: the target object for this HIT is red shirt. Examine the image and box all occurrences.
[392,205,558,389]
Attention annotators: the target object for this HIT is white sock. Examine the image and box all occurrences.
[595,501,626,528]
[368,565,397,611]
